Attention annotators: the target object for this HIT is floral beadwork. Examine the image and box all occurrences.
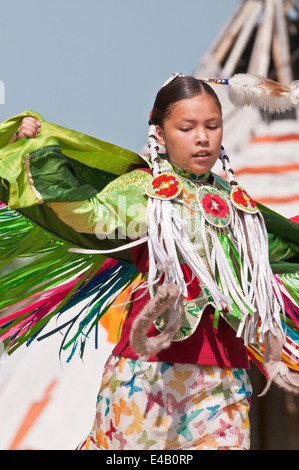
[145,173,182,200]
[197,186,231,228]
[202,193,230,219]
[230,186,258,214]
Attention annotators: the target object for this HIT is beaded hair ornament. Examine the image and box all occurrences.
[130,72,299,394]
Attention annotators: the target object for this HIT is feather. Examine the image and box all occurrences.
[201,73,299,114]
[227,73,293,113]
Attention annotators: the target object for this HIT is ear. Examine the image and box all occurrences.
[155,125,166,147]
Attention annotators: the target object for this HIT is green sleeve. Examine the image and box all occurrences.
[0,111,151,260]
[48,170,152,240]
[0,110,145,209]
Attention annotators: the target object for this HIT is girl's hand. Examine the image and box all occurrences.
[18,117,41,139]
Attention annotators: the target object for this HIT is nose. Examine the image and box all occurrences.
[195,127,209,145]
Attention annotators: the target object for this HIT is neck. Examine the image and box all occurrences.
[171,162,211,182]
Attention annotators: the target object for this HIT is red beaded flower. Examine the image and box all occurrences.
[202,193,230,218]
[233,187,257,209]
[152,174,180,198]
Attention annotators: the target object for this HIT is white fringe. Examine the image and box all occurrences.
[229,206,284,344]
[144,195,234,313]
[145,125,285,350]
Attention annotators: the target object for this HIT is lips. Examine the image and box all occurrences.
[193,152,211,158]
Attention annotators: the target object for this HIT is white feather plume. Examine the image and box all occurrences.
[227,73,296,113]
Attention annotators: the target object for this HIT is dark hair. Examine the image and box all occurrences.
[150,75,222,127]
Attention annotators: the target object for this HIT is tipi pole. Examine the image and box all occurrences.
[272,0,293,84]
[248,0,275,76]
[214,0,260,65]
[222,0,263,77]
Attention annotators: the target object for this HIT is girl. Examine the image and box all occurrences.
[4,74,299,450]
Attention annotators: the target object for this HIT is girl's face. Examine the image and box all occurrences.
[155,94,223,175]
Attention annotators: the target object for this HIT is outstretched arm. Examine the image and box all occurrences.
[13,117,150,241]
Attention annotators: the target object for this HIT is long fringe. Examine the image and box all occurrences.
[229,207,284,344]
[218,149,284,345]
[0,202,139,360]
[144,195,234,312]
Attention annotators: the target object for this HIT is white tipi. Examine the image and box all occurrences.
[195,0,299,218]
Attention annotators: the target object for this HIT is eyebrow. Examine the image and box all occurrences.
[178,116,222,123]
[206,117,222,122]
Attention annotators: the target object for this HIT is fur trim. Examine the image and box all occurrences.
[259,324,299,396]
[130,283,183,357]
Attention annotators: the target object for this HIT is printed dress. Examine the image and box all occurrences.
[78,357,252,450]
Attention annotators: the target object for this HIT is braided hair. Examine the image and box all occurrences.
[148,75,222,176]
[130,76,230,356]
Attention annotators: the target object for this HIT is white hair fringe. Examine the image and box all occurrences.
[219,148,284,343]
[130,125,235,356]
[131,128,285,355]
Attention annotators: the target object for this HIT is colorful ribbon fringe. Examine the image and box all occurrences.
[0,202,139,361]
[1,200,299,374]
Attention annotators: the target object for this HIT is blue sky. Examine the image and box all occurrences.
[1,0,240,152]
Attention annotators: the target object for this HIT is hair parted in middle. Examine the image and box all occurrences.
[147,74,224,179]
[149,75,222,128]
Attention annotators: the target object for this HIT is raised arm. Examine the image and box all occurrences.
[18,117,41,139]
[13,118,150,242]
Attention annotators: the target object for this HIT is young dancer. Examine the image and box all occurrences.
[2,74,299,450]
